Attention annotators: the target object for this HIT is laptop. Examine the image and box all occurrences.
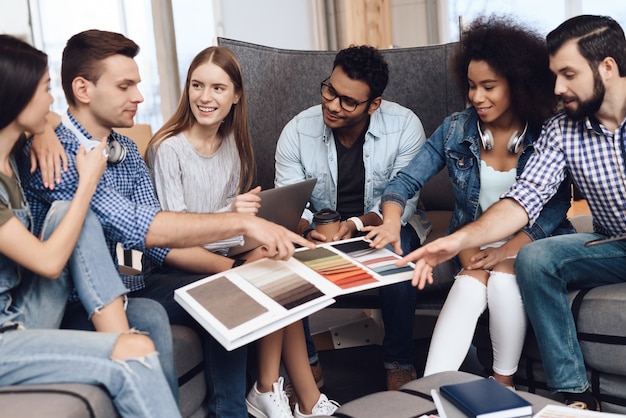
[227,178,317,256]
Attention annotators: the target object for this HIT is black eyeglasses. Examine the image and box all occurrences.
[320,79,370,112]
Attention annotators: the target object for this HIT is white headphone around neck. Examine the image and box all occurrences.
[477,121,528,154]
[106,137,126,164]
[61,112,126,164]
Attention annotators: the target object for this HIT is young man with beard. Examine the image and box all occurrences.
[275,45,428,391]
[368,15,626,410]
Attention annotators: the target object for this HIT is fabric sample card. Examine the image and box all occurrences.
[187,276,268,329]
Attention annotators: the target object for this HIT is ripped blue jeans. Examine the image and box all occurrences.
[13,200,128,328]
[0,328,180,417]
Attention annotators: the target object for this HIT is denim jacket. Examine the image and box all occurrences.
[275,101,430,239]
[382,107,574,241]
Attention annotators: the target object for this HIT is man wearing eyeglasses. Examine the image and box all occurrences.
[275,45,428,391]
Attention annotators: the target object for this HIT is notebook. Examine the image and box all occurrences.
[227,178,317,256]
[439,378,532,418]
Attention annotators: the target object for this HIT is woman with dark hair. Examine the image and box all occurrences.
[365,15,574,388]
[0,34,180,417]
[148,46,339,418]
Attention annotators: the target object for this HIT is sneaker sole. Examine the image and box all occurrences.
[246,400,270,418]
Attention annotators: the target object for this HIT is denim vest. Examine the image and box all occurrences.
[383,107,574,241]
[0,157,33,326]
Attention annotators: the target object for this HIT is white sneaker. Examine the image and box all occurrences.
[293,393,340,418]
[246,377,294,418]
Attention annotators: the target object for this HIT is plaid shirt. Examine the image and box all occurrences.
[18,112,170,292]
[506,111,626,237]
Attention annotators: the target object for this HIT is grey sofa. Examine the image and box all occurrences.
[216,37,463,310]
[219,38,626,415]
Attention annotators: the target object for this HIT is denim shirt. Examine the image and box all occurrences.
[0,158,32,326]
[275,101,428,238]
[382,107,574,241]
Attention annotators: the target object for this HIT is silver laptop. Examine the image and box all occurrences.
[227,178,317,256]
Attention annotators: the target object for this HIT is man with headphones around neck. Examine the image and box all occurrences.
[19,29,313,418]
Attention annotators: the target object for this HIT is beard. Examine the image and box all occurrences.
[563,70,605,121]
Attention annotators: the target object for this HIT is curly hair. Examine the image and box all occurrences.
[333,45,389,99]
[451,15,557,126]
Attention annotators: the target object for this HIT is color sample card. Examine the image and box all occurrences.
[332,240,414,276]
[244,259,325,309]
[187,276,268,329]
[293,247,377,289]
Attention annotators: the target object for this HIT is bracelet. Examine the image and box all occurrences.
[348,216,364,232]
[301,228,314,238]
[232,258,246,268]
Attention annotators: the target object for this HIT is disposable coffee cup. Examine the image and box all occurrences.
[313,208,341,243]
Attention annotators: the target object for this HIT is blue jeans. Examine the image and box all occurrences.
[62,298,178,400]
[0,328,180,418]
[515,233,626,393]
[6,202,179,417]
[134,266,248,418]
[14,201,127,327]
[381,223,421,369]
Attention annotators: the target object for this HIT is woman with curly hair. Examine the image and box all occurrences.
[365,14,575,388]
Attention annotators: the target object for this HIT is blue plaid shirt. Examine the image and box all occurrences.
[506,111,626,237]
[18,112,170,291]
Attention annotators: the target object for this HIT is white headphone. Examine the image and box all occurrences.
[106,138,126,164]
[61,112,126,164]
[477,121,528,154]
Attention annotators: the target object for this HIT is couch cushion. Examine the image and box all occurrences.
[172,325,206,417]
[573,283,626,376]
[0,384,118,418]
[474,283,626,413]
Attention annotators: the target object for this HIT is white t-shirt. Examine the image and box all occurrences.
[478,160,517,249]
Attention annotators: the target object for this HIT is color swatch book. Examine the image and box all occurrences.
[292,237,416,294]
[174,237,414,351]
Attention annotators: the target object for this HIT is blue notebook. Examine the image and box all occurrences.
[439,378,532,418]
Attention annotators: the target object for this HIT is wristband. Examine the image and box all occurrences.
[302,228,314,238]
[232,258,246,268]
[348,216,364,232]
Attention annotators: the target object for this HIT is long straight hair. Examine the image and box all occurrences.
[0,35,48,130]
[148,46,255,193]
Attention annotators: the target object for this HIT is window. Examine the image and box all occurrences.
[29,0,162,129]
[446,0,626,40]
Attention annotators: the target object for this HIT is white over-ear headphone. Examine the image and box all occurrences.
[106,137,126,164]
[477,121,528,154]
[61,112,126,164]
